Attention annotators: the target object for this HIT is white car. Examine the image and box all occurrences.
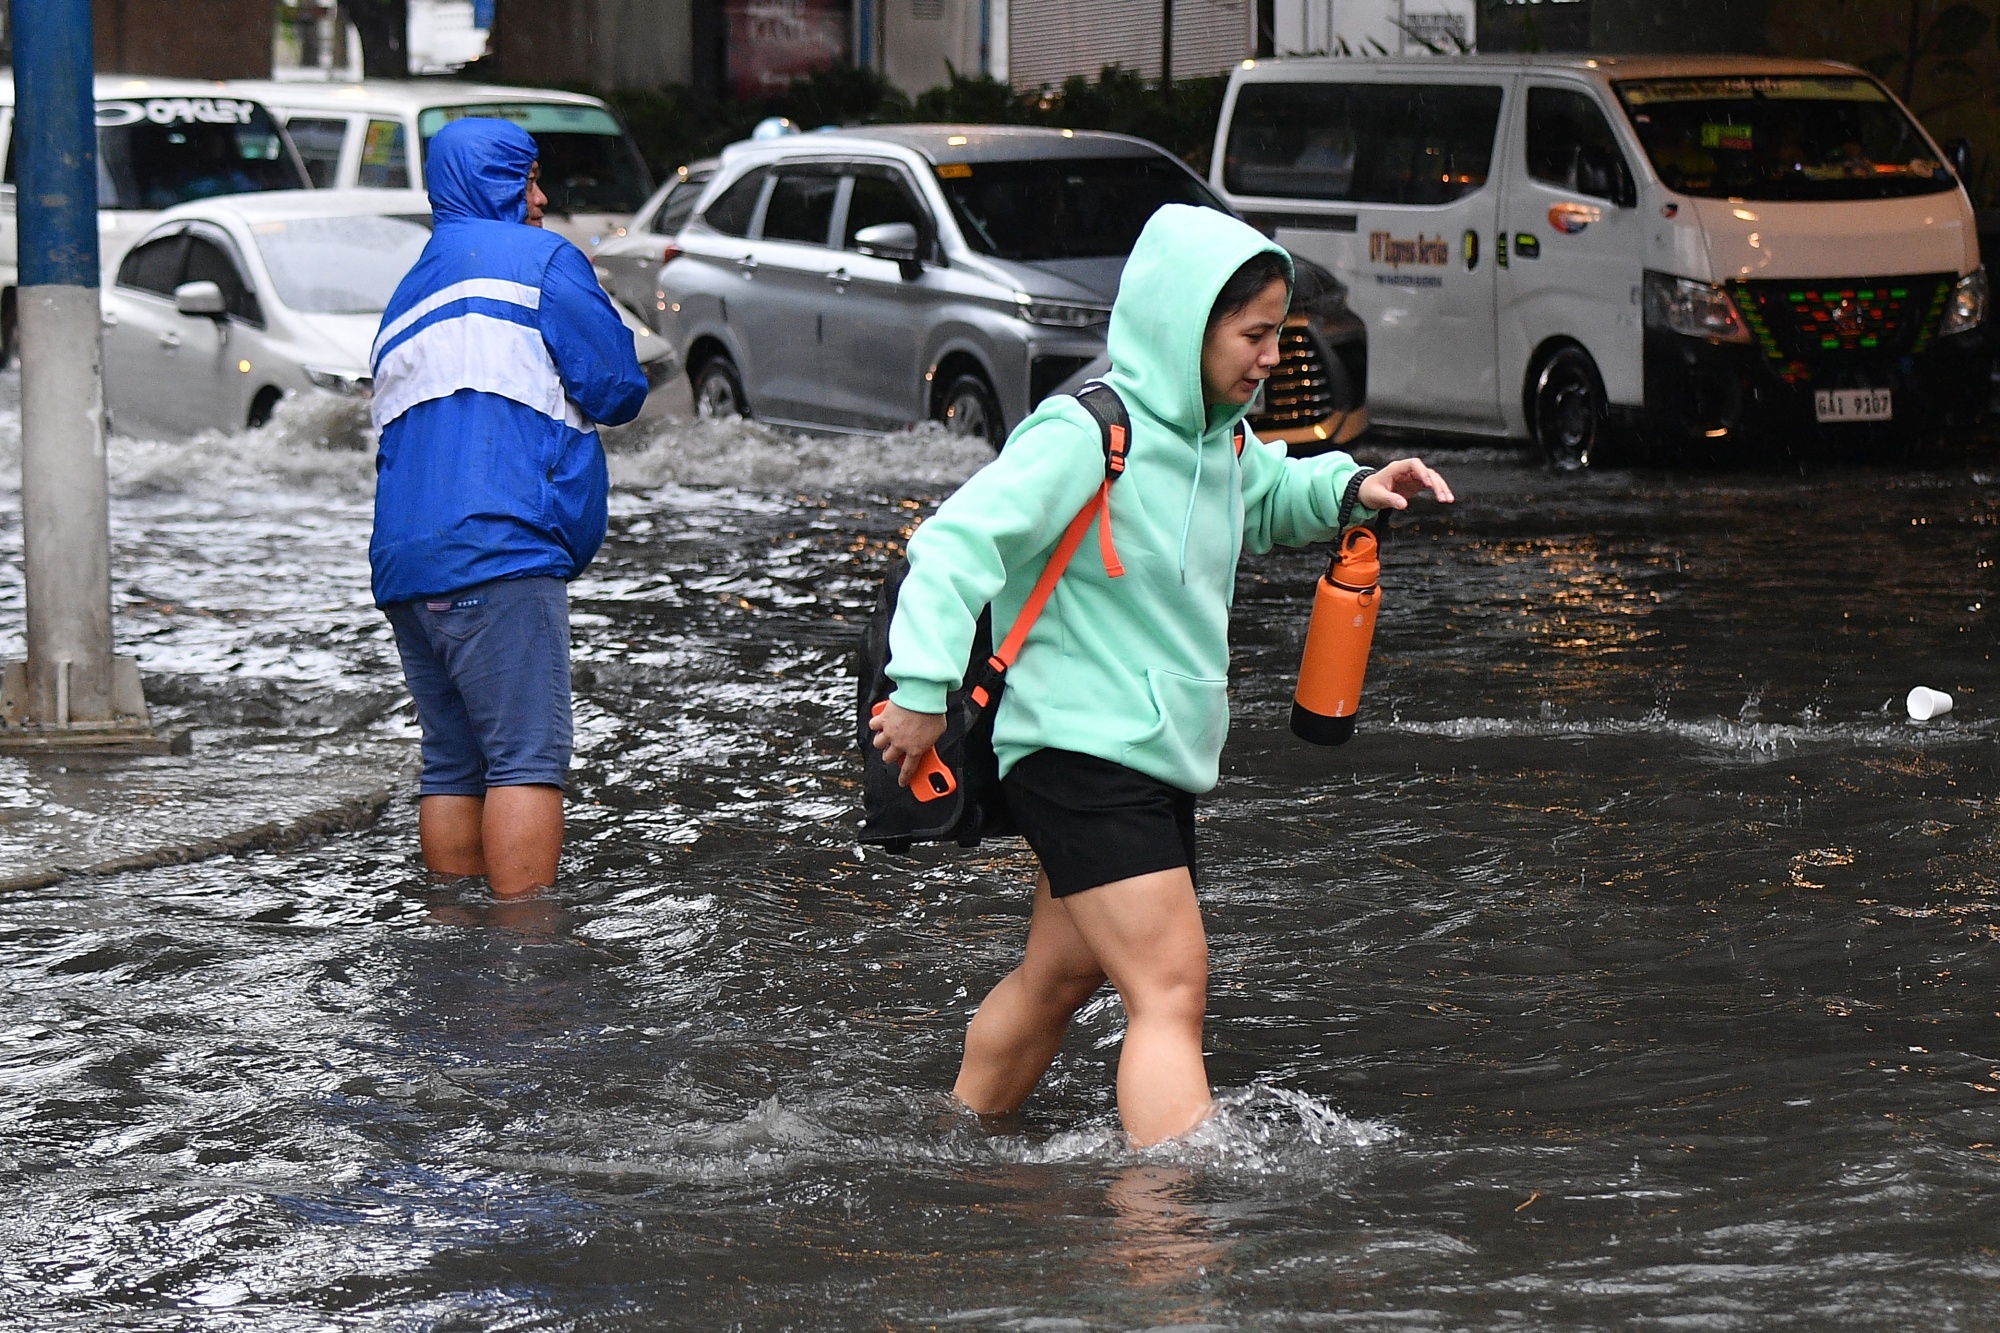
[227,79,655,254]
[100,188,674,438]
[0,74,312,362]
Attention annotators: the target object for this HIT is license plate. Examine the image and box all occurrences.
[1814,388,1893,423]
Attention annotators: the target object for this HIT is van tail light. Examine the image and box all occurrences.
[661,243,683,266]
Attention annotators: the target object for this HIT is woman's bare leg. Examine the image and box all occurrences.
[954,873,1107,1114]
[1058,866,1211,1146]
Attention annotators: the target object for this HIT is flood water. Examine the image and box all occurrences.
[2,379,1997,1330]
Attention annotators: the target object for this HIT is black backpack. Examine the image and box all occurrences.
[854,384,1243,851]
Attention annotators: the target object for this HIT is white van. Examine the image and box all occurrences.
[1211,55,1988,464]
[229,80,655,253]
[0,74,310,359]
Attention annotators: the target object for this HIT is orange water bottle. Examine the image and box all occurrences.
[1291,527,1380,746]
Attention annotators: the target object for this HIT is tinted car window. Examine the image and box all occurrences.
[1224,82,1504,204]
[91,98,307,209]
[117,234,190,296]
[183,236,262,324]
[936,156,1222,261]
[702,167,768,237]
[1615,75,1953,201]
[358,119,410,189]
[761,169,839,245]
[843,168,928,248]
[287,116,348,188]
[1526,87,1633,202]
[653,173,711,234]
[418,103,651,213]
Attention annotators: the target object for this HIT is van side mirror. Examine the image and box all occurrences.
[173,280,226,317]
[1576,144,1637,209]
[854,221,923,279]
[1945,136,1974,183]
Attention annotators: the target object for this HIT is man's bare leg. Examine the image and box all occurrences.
[954,873,1107,1114]
[417,787,562,896]
[481,784,564,897]
[419,795,486,877]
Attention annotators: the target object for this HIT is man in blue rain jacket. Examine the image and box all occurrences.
[370,117,648,897]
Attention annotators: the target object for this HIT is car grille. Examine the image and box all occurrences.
[1251,319,1344,436]
[1733,276,1951,373]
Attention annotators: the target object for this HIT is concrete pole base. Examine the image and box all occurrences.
[0,656,169,751]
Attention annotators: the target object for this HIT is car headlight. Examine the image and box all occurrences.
[304,366,373,398]
[1643,272,1751,344]
[1941,266,1987,337]
[1013,293,1110,328]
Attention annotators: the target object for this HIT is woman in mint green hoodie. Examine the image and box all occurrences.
[872,205,1453,1145]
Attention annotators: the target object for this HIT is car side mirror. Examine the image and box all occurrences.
[1945,136,1974,183]
[855,221,923,278]
[1575,144,1636,208]
[173,280,226,317]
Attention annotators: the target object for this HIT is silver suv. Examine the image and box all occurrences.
[663,125,1237,441]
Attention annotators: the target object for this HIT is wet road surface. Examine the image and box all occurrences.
[1,384,1997,1330]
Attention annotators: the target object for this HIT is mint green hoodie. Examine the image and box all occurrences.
[886,204,1374,793]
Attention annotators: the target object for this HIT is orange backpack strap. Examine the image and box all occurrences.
[966,382,1129,712]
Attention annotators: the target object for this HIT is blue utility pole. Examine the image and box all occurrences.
[6,0,148,737]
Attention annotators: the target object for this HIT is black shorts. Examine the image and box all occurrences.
[1001,748,1198,898]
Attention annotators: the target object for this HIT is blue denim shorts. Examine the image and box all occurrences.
[384,576,572,796]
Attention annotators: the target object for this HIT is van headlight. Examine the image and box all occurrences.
[304,366,373,398]
[1643,272,1751,344]
[1941,267,1987,337]
[1012,293,1110,328]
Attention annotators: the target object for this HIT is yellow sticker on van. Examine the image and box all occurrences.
[936,163,973,179]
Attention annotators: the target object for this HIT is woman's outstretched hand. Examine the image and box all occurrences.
[1357,458,1455,512]
[870,700,948,787]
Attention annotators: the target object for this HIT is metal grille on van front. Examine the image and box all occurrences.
[1251,319,1339,434]
[1734,276,1952,377]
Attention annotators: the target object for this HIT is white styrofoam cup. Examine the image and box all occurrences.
[1906,686,1954,721]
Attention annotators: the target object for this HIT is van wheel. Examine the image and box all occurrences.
[937,372,1002,445]
[693,354,747,419]
[248,386,283,429]
[1531,346,1606,472]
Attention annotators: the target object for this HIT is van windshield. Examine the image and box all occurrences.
[418,103,653,214]
[4,98,307,209]
[934,156,1225,261]
[1614,76,1955,201]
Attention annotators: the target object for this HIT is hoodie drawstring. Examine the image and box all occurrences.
[1176,432,1206,585]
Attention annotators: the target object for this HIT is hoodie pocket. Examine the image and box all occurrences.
[1125,668,1229,781]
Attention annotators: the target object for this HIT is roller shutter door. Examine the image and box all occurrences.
[1008,0,1159,88]
[1007,0,1250,89]
[1171,0,1252,80]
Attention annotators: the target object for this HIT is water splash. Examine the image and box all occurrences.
[1386,711,1991,758]
[605,412,991,495]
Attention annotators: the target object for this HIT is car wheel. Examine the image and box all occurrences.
[247,386,283,429]
[1532,346,1606,472]
[937,372,1002,445]
[693,355,746,420]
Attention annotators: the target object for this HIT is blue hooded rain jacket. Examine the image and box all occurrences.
[369,118,648,607]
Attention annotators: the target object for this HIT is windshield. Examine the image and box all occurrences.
[1614,76,1955,201]
[90,97,307,209]
[935,156,1226,261]
[417,103,653,214]
[250,214,431,314]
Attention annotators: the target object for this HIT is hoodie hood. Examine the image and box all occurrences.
[427,119,538,225]
[1104,204,1291,440]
